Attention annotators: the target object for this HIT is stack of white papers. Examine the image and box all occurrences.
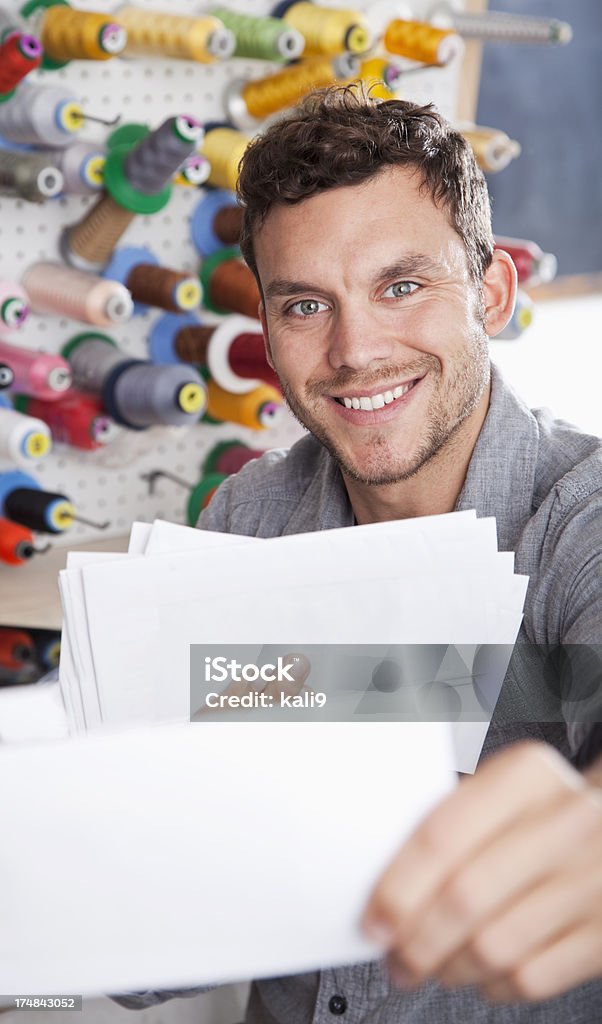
[0,510,527,998]
[57,511,528,773]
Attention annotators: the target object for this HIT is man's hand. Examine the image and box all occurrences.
[362,741,602,1003]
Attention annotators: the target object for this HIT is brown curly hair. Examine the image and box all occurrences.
[236,84,494,285]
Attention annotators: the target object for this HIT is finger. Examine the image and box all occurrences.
[362,742,581,939]
[479,922,602,1004]
[438,834,602,988]
[394,786,602,981]
[262,651,311,698]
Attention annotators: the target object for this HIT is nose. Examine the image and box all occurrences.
[327,304,397,372]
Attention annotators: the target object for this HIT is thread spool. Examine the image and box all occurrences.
[22,261,133,326]
[211,7,304,62]
[359,57,403,100]
[62,117,202,270]
[0,364,14,389]
[63,332,207,429]
[459,124,521,174]
[30,627,62,669]
[384,18,463,65]
[61,195,136,272]
[225,54,358,129]
[15,391,118,450]
[116,7,235,63]
[494,236,557,286]
[0,83,84,146]
[191,190,242,256]
[0,405,52,462]
[200,249,260,320]
[0,149,64,202]
[0,339,71,400]
[203,439,265,476]
[34,141,105,196]
[0,281,29,332]
[206,379,282,430]
[35,6,127,64]
[0,517,35,565]
[174,154,211,189]
[0,469,74,533]
[0,32,42,98]
[0,625,35,665]
[496,289,534,341]
[103,247,202,315]
[430,6,573,45]
[273,2,372,56]
[202,126,250,193]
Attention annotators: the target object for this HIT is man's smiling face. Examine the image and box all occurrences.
[255,165,494,488]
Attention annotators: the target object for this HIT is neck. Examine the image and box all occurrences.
[344,383,491,525]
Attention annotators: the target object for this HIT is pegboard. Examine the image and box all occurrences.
[0,0,470,551]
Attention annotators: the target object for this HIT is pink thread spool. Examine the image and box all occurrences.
[0,339,71,401]
[22,261,133,327]
[0,281,29,334]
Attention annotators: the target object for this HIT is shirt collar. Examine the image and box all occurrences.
[455,363,540,551]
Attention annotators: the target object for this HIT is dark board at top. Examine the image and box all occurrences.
[475,0,602,275]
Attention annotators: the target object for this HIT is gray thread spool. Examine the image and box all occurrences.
[124,115,204,194]
[34,141,105,196]
[111,362,206,427]
[67,337,124,394]
[0,83,82,147]
[0,150,63,202]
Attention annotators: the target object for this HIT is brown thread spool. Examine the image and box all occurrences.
[126,264,201,312]
[62,194,136,270]
[212,205,243,246]
[209,260,260,319]
[173,324,215,364]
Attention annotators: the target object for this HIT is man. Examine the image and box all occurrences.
[118,87,602,1020]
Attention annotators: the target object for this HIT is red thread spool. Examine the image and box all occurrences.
[211,443,265,475]
[0,33,42,96]
[0,517,35,565]
[0,626,35,667]
[228,332,281,392]
[493,236,557,286]
[20,392,117,451]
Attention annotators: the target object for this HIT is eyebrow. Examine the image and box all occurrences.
[263,254,444,301]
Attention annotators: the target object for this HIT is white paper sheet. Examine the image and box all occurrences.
[0,721,454,995]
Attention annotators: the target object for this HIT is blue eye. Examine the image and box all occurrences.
[383,281,419,299]
[288,299,329,317]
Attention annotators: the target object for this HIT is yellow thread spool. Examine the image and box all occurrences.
[359,58,401,101]
[242,57,349,121]
[206,379,282,430]
[117,7,231,63]
[384,19,462,66]
[41,7,126,62]
[283,2,371,56]
[50,499,75,531]
[202,127,249,192]
[459,125,521,173]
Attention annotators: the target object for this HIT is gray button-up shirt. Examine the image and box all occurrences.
[115,364,602,1021]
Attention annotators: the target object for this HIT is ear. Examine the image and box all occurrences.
[258,301,275,370]
[482,249,518,338]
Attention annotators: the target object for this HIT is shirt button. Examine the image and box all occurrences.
[328,994,347,1015]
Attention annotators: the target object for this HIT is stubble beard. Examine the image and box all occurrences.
[278,326,491,487]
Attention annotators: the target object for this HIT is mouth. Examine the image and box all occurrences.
[331,377,422,412]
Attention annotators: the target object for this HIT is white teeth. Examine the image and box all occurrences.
[338,380,417,411]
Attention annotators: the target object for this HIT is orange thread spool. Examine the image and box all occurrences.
[212,206,244,246]
[0,626,35,665]
[208,259,260,320]
[40,8,126,62]
[241,56,350,120]
[173,324,215,365]
[384,19,462,65]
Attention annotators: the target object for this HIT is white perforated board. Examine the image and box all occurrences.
[0,0,469,554]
